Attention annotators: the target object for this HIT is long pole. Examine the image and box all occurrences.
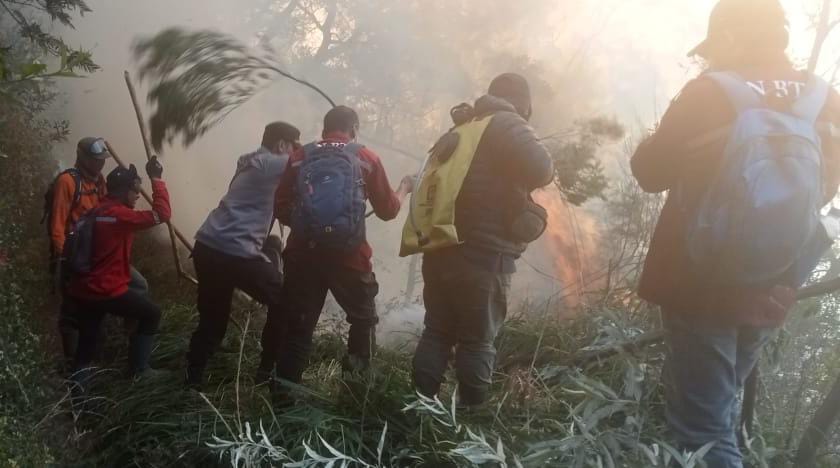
[123,70,192,282]
[105,141,198,286]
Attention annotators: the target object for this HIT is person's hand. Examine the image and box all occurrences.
[399,175,416,194]
[145,155,163,179]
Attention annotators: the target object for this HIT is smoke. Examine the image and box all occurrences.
[47,0,834,336]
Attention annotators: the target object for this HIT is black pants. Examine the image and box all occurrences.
[58,267,149,346]
[412,251,510,405]
[72,289,161,368]
[187,242,284,369]
[268,254,379,384]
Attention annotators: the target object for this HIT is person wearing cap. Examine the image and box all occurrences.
[185,122,301,389]
[66,157,171,384]
[51,137,150,370]
[267,106,414,395]
[631,1,840,466]
[411,73,553,407]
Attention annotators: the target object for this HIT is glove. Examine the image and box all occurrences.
[145,155,163,179]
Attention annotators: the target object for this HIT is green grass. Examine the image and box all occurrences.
[45,250,682,467]
[5,235,816,467]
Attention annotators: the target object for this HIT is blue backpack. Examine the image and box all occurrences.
[291,141,368,251]
[685,72,831,286]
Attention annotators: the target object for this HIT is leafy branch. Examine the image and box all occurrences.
[0,0,99,84]
[132,27,336,152]
[546,116,625,206]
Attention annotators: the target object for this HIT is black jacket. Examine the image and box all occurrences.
[453,95,553,264]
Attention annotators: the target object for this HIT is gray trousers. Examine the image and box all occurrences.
[412,252,510,405]
[663,310,775,468]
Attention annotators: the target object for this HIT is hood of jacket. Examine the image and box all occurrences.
[474,94,520,118]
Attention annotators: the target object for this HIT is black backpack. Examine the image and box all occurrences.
[62,207,102,276]
[42,168,83,237]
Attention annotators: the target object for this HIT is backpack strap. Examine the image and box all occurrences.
[342,142,372,173]
[791,74,831,124]
[66,168,83,209]
[705,71,764,114]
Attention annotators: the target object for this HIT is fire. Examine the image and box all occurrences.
[533,189,602,308]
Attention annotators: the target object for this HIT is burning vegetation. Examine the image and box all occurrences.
[4,1,840,467]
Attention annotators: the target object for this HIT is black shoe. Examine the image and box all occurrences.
[128,334,157,377]
[185,365,204,390]
[69,366,94,413]
[341,354,371,375]
[255,355,275,387]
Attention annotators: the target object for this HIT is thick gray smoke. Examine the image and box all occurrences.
[48,0,832,338]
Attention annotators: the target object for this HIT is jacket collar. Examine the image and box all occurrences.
[474,95,519,118]
[322,131,352,142]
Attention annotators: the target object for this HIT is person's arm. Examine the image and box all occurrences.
[274,150,299,226]
[50,174,75,254]
[630,78,720,193]
[111,179,172,231]
[363,148,403,221]
[493,113,554,191]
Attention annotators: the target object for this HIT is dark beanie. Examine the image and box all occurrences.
[261,121,301,148]
[107,164,141,195]
[488,73,532,119]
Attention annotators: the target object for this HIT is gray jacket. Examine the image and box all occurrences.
[195,147,288,260]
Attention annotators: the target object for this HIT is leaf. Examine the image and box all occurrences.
[376,422,387,465]
[19,63,48,78]
[685,441,716,467]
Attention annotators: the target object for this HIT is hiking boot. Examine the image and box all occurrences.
[255,355,275,387]
[185,364,204,390]
[59,329,79,373]
[133,367,170,381]
[69,366,94,412]
[271,386,295,409]
[340,354,371,375]
[128,334,157,378]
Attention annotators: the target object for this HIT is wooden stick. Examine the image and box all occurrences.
[124,70,190,281]
[105,141,198,286]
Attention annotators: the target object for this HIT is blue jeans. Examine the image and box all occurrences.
[663,310,775,468]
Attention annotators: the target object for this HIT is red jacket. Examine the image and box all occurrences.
[275,132,402,272]
[631,64,840,316]
[69,179,171,299]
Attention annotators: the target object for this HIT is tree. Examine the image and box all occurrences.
[546,116,625,206]
[0,0,98,85]
[132,0,601,156]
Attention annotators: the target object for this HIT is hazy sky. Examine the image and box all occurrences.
[47,0,838,303]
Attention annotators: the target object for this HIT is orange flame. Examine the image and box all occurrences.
[533,190,601,308]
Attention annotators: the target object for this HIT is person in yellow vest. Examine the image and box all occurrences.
[408,73,553,406]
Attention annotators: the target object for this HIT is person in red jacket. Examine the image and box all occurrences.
[262,106,413,391]
[67,157,171,382]
[631,1,840,466]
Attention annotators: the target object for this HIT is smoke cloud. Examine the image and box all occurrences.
[49,0,834,320]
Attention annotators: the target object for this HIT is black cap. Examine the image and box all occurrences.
[261,121,301,148]
[488,73,532,119]
[106,164,141,195]
[76,137,112,160]
[688,0,788,58]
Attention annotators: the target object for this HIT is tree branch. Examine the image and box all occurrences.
[808,0,834,74]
